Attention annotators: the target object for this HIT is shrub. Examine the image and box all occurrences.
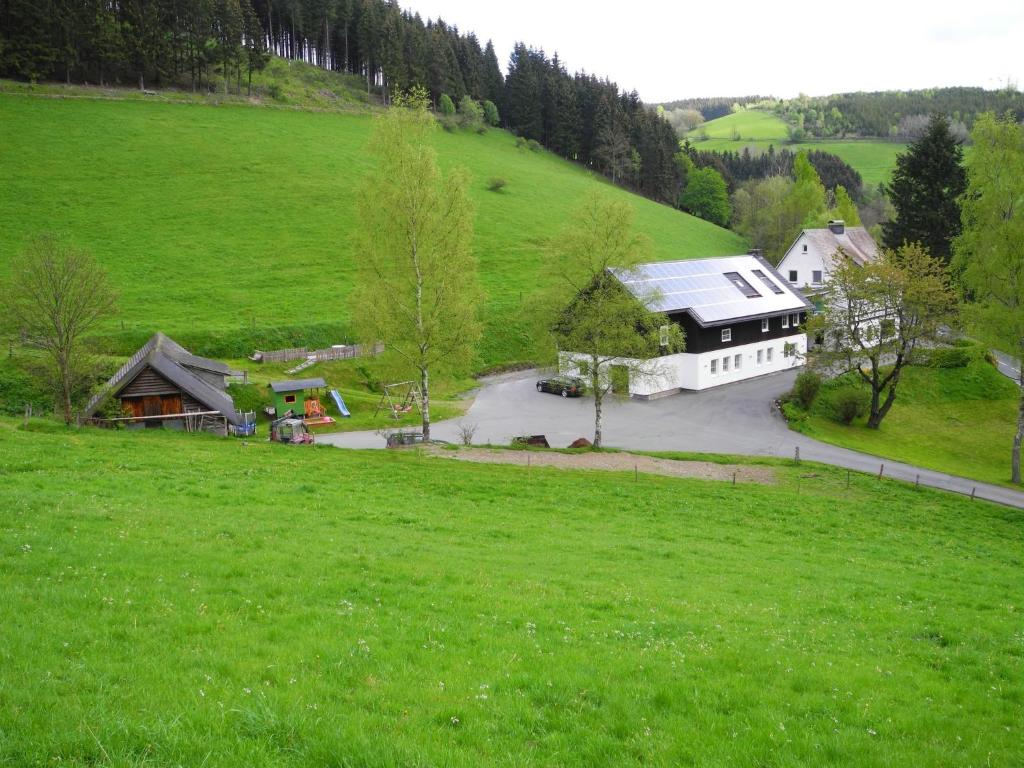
[487,177,507,193]
[265,83,284,101]
[457,95,484,130]
[514,136,528,149]
[832,388,870,425]
[439,116,458,133]
[926,346,972,368]
[791,370,822,409]
[483,100,500,126]
[526,139,542,152]
[438,93,455,116]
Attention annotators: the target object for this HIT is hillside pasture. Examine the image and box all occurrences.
[0,94,746,366]
[1,421,1022,766]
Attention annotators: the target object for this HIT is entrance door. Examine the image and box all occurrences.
[142,396,162,428]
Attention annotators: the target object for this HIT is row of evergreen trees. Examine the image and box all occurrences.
[1,1,683,203]
[686,143,864,199]
[504,45,682,203]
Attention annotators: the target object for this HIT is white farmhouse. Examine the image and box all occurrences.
[776,220,880,297]
[560,254,812,398]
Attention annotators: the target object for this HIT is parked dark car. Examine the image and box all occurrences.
[536,376,584,397]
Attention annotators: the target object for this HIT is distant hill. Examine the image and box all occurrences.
[0,85,746,367]
[685,110,905,188]
[774,87,1024,140]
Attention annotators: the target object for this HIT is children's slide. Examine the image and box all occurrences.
[330,389,351,417]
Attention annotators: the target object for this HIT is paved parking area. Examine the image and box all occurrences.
[317,368,1024,508]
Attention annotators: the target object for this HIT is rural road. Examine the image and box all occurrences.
[318,368,1024,509]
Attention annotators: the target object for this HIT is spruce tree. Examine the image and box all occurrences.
[883,113,967,263]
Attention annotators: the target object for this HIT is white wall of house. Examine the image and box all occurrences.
[560,333,807,398]
[777,233,829,291]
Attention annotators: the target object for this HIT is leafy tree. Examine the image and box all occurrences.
[808,243,956,429]
[1,234,118,424]
[953,112,1024,482]
[679,167,731,227]
[544,194,683,447]
[350,87,481,442]
[883,114,967,263]
[482,99,499,127]
[786,150,827,227]
[438,92,455,115]
[731,176,797,261]
[829,184,861,226]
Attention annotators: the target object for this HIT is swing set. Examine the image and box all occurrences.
[374,381,423,419]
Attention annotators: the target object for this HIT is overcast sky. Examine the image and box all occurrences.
[405,0,1024,102]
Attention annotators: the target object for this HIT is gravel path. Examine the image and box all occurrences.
[429,446,776,484]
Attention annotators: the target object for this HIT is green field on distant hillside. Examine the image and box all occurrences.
[688,110,907,187]
[787,355,1018,486]
[689,109,789,141]
[0,93,746,367]
[2,421,1022,766]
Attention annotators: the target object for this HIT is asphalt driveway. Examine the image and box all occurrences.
[318,368,1024,509]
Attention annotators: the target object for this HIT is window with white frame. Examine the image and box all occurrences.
[781,315,789,329]
[734,354,742,370]
[721,328,732,342]
[791,313,800,327]
[766,347,774,363]
[722,356,730,372]
[812,270,823,284]
[710,358,718,375]
[757,349,763,365]
[802,244,808,253]
[761,318,769,333]
[788,270,798,283]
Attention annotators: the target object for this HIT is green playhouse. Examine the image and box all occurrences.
[268,378,329,422]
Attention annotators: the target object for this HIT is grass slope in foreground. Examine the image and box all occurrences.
[688,110,907,188]
[787,355,1019,487]
[2,422,1022,766]
[0,94,746,366]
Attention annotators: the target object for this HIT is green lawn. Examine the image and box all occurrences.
[0,92,746,367]
[788,357,1019,487]
[688,110,907,187]
[1,420,1022,766]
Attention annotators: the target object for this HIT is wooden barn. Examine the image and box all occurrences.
[83,333,243,433]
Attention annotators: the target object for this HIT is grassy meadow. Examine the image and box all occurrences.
[1,420,1023,766]
[688,110,907,187]
[787,356,1019,487]
[0,90,746,367]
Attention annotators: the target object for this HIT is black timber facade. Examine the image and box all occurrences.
[669,310,808,355]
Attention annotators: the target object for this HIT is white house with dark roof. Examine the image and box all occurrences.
[560,254,812,398]
[777,220,880,296]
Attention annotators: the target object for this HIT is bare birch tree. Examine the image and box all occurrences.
[350,86,482,441]
[2,234,118,424]
[544,194,682,447]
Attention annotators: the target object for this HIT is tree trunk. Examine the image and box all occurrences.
[1014,368,1024,484]
[138,72,144,91]
[421,367,430,442]
[593,390,603,448]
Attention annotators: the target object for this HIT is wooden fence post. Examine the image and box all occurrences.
[878,464,885,480]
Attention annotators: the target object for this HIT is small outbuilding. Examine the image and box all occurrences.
[82,332,243,434]
[268,378,329,421]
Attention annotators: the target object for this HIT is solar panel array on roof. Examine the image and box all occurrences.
[611,255,811,326]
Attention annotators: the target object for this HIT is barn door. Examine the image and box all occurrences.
[161,395,182,415]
